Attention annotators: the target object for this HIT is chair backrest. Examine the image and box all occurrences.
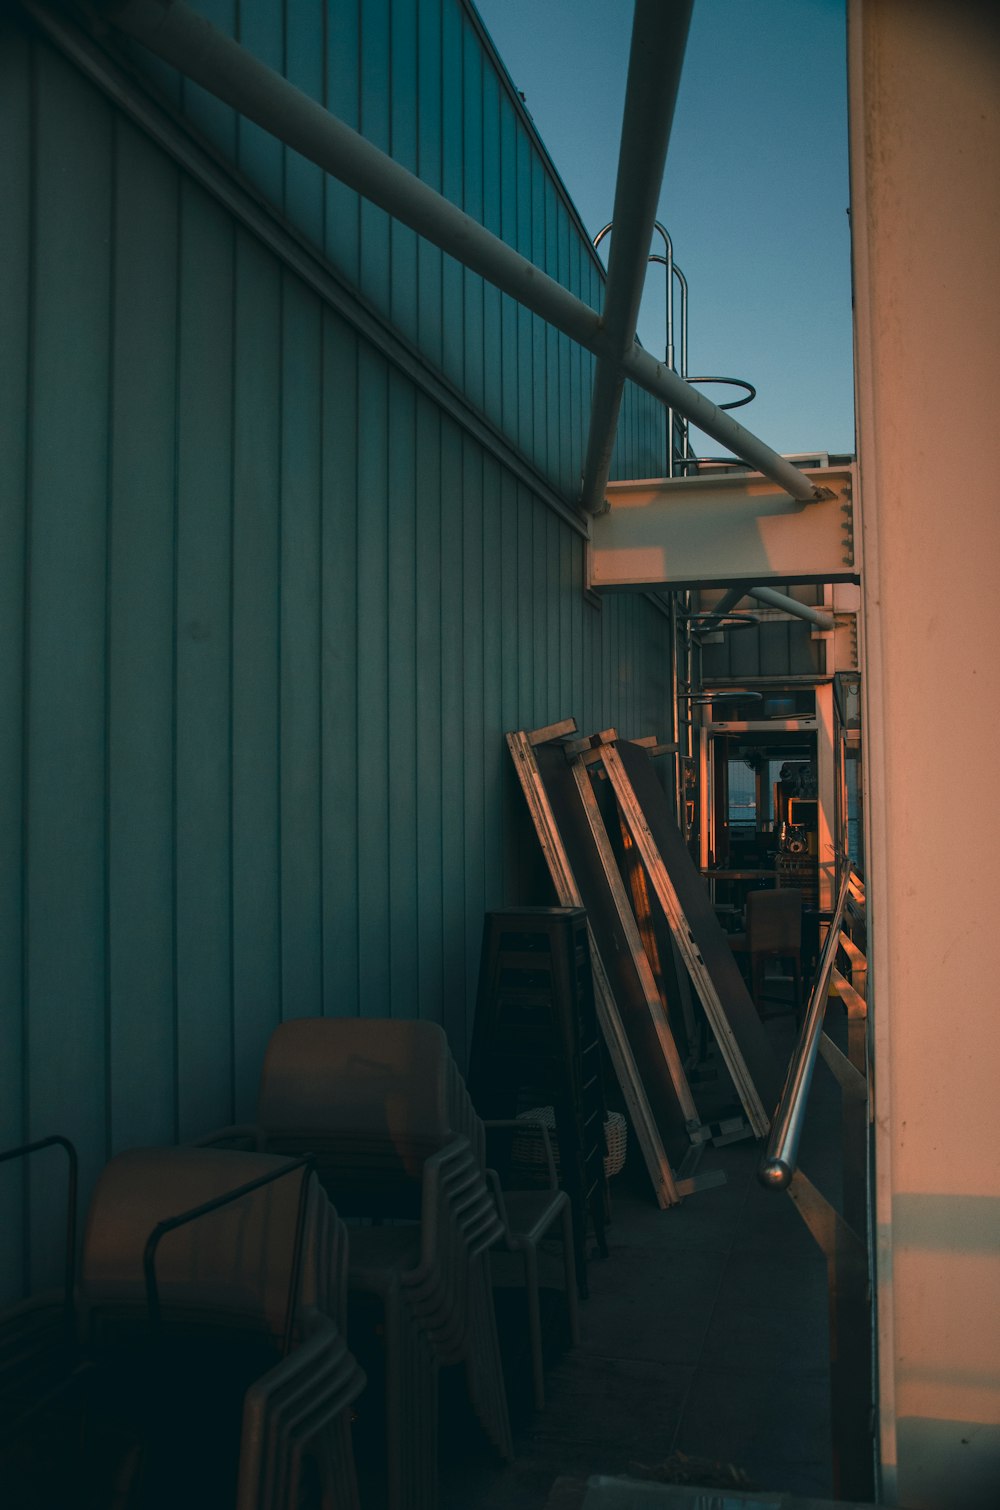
[745,887,802,954]
[258,1018,452,1146]
[255,1018,490,1218]
[78,1147,334,1347]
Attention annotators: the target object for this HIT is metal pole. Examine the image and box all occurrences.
[759,867,853,1189]
[100,0,822,509]
[669,593,681,820]
[579,0,693,514]
[653,224,676,474]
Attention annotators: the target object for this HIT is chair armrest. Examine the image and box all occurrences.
[485,1117,559,1189]
[485,1166,512,1238]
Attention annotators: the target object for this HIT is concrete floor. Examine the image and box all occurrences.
[437,1006,847,1509]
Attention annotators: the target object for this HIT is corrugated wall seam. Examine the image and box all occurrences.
[458,0,608,283]
[20,3,591,540]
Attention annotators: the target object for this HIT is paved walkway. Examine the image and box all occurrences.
[439,1009,847,1508]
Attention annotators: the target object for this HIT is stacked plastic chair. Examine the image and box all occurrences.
[237,1017,514,1510]
[83,1146,365,1510]
[0,1142,365,1510]
[252,1017,578,1423]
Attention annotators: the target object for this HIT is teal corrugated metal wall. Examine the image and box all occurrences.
[0,18,671,1300]
[119,0,666,494]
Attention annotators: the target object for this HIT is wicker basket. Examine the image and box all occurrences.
[512,1106,628,1180]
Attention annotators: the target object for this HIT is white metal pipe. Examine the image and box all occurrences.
[747,587,835,629]
[579,0,692,514]
[101,0,821,508]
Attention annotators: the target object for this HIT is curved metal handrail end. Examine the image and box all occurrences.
[758,1156,793,1191]
[756,866,854,1193]
[685,376,757,412]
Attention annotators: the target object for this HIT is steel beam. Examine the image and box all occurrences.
[592,466,857,589]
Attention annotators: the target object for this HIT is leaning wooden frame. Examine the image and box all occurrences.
[507,721,692,1210]
[592,734,783,1138]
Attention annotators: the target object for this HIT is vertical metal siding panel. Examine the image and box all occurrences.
[387,369,419,1016]
[790,618,821,675]
[279,275,323,1019]
[414,395,444,1019]
[559,526,573,720]
[516,485,534,722]
[284,0,324,247]
[231,232,282,1117]
[514,124,533,460]
[499,470,520,900]
[439,419,466,1043]
[461,439,485,1053]
[481,65,502,432]
[181,0,237,161]
[462,21,485,414]
[607,596,619,730]
[531,496,547,724]
[320,312,360,1016]
[0,21,30,1301]
[481,454,503,910]
[236,2,284,206]
[174,181,235,1138]
[758,617,790,679]
[557,202,572,496]
[498,97,519,443]
[571,238,585,498]
[416,0,443,370]
[530,154,546,479]
[440,1,464,388]
[26,49,112,1278]
[359,0,391,312]
[546,511,560,717]
[107,122,178,1151]
[571,538,586,728]
[730,619,761,679]
[587,582,600,736]
[544,177,559,490]
[355,345,391,1012]
[325,0,361,289]
[389,0,419,347]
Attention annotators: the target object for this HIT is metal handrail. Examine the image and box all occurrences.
[143,1155,314,1356]
[0,1135,78,1337]
[758,866,855,1189]
[594,220,689,474]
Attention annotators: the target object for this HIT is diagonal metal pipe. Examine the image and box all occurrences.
[96,0,822,507]
[702,585,835,631]
[580,0,693,514]
[747,586,834,629]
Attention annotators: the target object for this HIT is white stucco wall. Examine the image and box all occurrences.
[849,2,1000,1504]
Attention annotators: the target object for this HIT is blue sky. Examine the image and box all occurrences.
[474,0,855,459]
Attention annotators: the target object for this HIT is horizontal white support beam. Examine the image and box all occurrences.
[591,466,857,589]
